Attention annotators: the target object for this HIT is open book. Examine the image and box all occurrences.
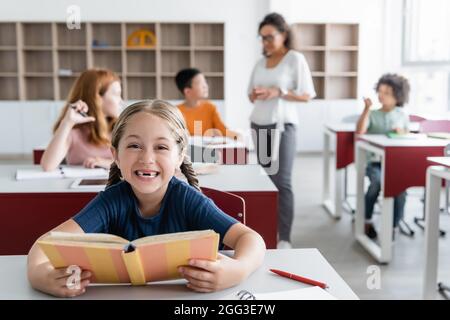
[222,287,337,300]
[16,167,109,180]
[38,230,219,285]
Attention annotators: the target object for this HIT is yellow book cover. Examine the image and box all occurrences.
[37,230,219,285]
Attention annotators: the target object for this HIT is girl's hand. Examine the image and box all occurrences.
[31,263,91,298]
[363,97,373,110]
[63,100,96,126]
[178,253,247,293]
[83,157,113,169]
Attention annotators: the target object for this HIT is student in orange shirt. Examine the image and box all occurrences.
[175,68,241,140]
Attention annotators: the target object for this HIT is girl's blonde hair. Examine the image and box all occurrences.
[53,68,120,146]
[107,99,200,191]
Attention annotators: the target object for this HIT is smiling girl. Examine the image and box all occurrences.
[27,100,265,297]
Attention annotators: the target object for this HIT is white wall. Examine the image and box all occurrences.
[0,0,398,155]
[268,0,389,151]
[383,0,450,118]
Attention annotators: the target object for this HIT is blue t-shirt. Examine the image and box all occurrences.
[73,177,238,247]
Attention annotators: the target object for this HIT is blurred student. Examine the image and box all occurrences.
[175,68,241,140]
[41,69,123,171]
[356,73,411,239]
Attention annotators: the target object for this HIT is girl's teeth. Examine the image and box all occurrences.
[137,171,158,177]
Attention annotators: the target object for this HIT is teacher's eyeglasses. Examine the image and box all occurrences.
[258,33,280,43]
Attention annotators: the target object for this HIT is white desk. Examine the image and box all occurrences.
[0,165,275,193]
[323,123,355,219]
[0,165,279,253]
[423,157,450,299]
[355,135,449,263]
[189,136,248,165]
[0,249,358,300]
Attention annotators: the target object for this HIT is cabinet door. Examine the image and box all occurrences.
[0,102,23,154]
[296,102,326,152]
[22,102,60,153]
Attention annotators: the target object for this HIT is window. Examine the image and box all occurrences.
[403,70,449,115]
[402,0,450,114]
[403,0,450,65]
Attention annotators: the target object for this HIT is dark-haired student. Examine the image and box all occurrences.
[175,68,241,140]
[356,73,411,240]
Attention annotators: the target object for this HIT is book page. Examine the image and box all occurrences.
[42,231,129,247]
[132,230,216,246]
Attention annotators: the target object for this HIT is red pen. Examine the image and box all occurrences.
[270,269,328,289]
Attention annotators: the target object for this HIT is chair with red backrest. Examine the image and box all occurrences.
[201,187,245,225]
[419,120,450,134]
[409,114,427,123]
[200,187,246,250]
[33,148,45,165]
[409,115,427,133]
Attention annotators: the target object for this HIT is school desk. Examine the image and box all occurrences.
[0,164,277,254]
[322,122,423,219]
[188,136,248,165]
[34,138,249,165]
[423,157,450,299]
[323,123,355,219]
[0,249,358,300]
[355,135,449,263]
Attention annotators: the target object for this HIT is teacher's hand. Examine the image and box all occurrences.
[252,87,280,101]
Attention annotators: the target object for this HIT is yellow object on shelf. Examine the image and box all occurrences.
[127,29,157,48]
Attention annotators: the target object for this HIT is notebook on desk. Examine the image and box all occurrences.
[386,133,427,140]
[16,167,109,180]
[222,286,337,300]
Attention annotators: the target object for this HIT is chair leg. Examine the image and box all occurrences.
[399,219,414,237]
[414,190,447,237]
[343,167,356,215]
[444,183,450,215]
[438,282,450,300]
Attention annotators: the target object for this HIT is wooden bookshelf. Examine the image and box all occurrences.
[292,23,359,99]
[0,22,224,100]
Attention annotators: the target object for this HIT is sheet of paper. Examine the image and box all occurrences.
[16,167,108,180]
[222,286,337,300]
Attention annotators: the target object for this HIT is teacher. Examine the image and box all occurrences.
[248,13,316,249]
